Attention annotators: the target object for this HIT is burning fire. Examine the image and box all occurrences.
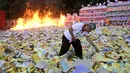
[11,9,66,30]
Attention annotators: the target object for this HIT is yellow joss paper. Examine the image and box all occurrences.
[94,53,115,62]
[112,63,121,72]
[83,50,87,56]
[105,43,113,47]
[122,47,130,54]
[125,62,130,67]
[117,36,124,40]
[125,66,130,73]
[127,31,130,34]
[112,40,117,45]
[32,53,41,63]
[105,52,120,60]
[89,35,95,40]
[53,67,59,72]
[106,65,113,72]
[100,63,109,69]
[49,59,55,65]
[118,67,126,73]
[3,61,10,68]
[123,27,127,31]
[102,27,111,35]
[113,46,119,50]
[21,68,27,73]
[52,58,60,63]
[0,45,5,55]
[28,64,35,72]
[7,68,16,73]
[122,44,129,48]
[91,61,101,72]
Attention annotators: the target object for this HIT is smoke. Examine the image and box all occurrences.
[28,0,62,17]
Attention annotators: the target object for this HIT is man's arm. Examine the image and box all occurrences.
[68,27,76,42]
[69,27,74,38]
[86,36,99,52]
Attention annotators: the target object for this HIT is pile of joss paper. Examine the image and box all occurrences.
[0,26,130,73]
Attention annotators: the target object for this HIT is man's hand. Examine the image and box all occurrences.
[68,26,77,43]
[69,36,76,43]
[93,45,99,53]
[86,36,99,53]
[72,36,76,41]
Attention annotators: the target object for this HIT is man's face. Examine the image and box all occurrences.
[83,25,92,32]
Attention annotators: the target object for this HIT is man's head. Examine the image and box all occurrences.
[83,23,96,32]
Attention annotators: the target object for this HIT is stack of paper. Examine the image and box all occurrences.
[0,26,130,73]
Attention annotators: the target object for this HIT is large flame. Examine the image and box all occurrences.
[11,9,66,30]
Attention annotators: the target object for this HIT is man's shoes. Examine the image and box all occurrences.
[72,56,83,60]
[78,57,83,60]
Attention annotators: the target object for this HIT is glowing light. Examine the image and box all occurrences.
[10,9,66,30]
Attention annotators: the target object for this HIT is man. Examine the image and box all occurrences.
[59,22,99,59]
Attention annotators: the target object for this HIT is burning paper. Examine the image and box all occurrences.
[10,9,66,30]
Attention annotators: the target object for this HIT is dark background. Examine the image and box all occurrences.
[0,0,128,19]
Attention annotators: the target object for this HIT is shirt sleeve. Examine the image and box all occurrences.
[72,22,85,31]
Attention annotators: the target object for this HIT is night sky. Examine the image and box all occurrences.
[0,0,128,18]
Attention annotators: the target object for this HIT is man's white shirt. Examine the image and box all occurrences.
[64,22,89,41]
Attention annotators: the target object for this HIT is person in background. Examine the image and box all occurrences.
[59,22,99,59]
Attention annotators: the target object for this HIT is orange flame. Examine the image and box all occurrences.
[11,9,66,30]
